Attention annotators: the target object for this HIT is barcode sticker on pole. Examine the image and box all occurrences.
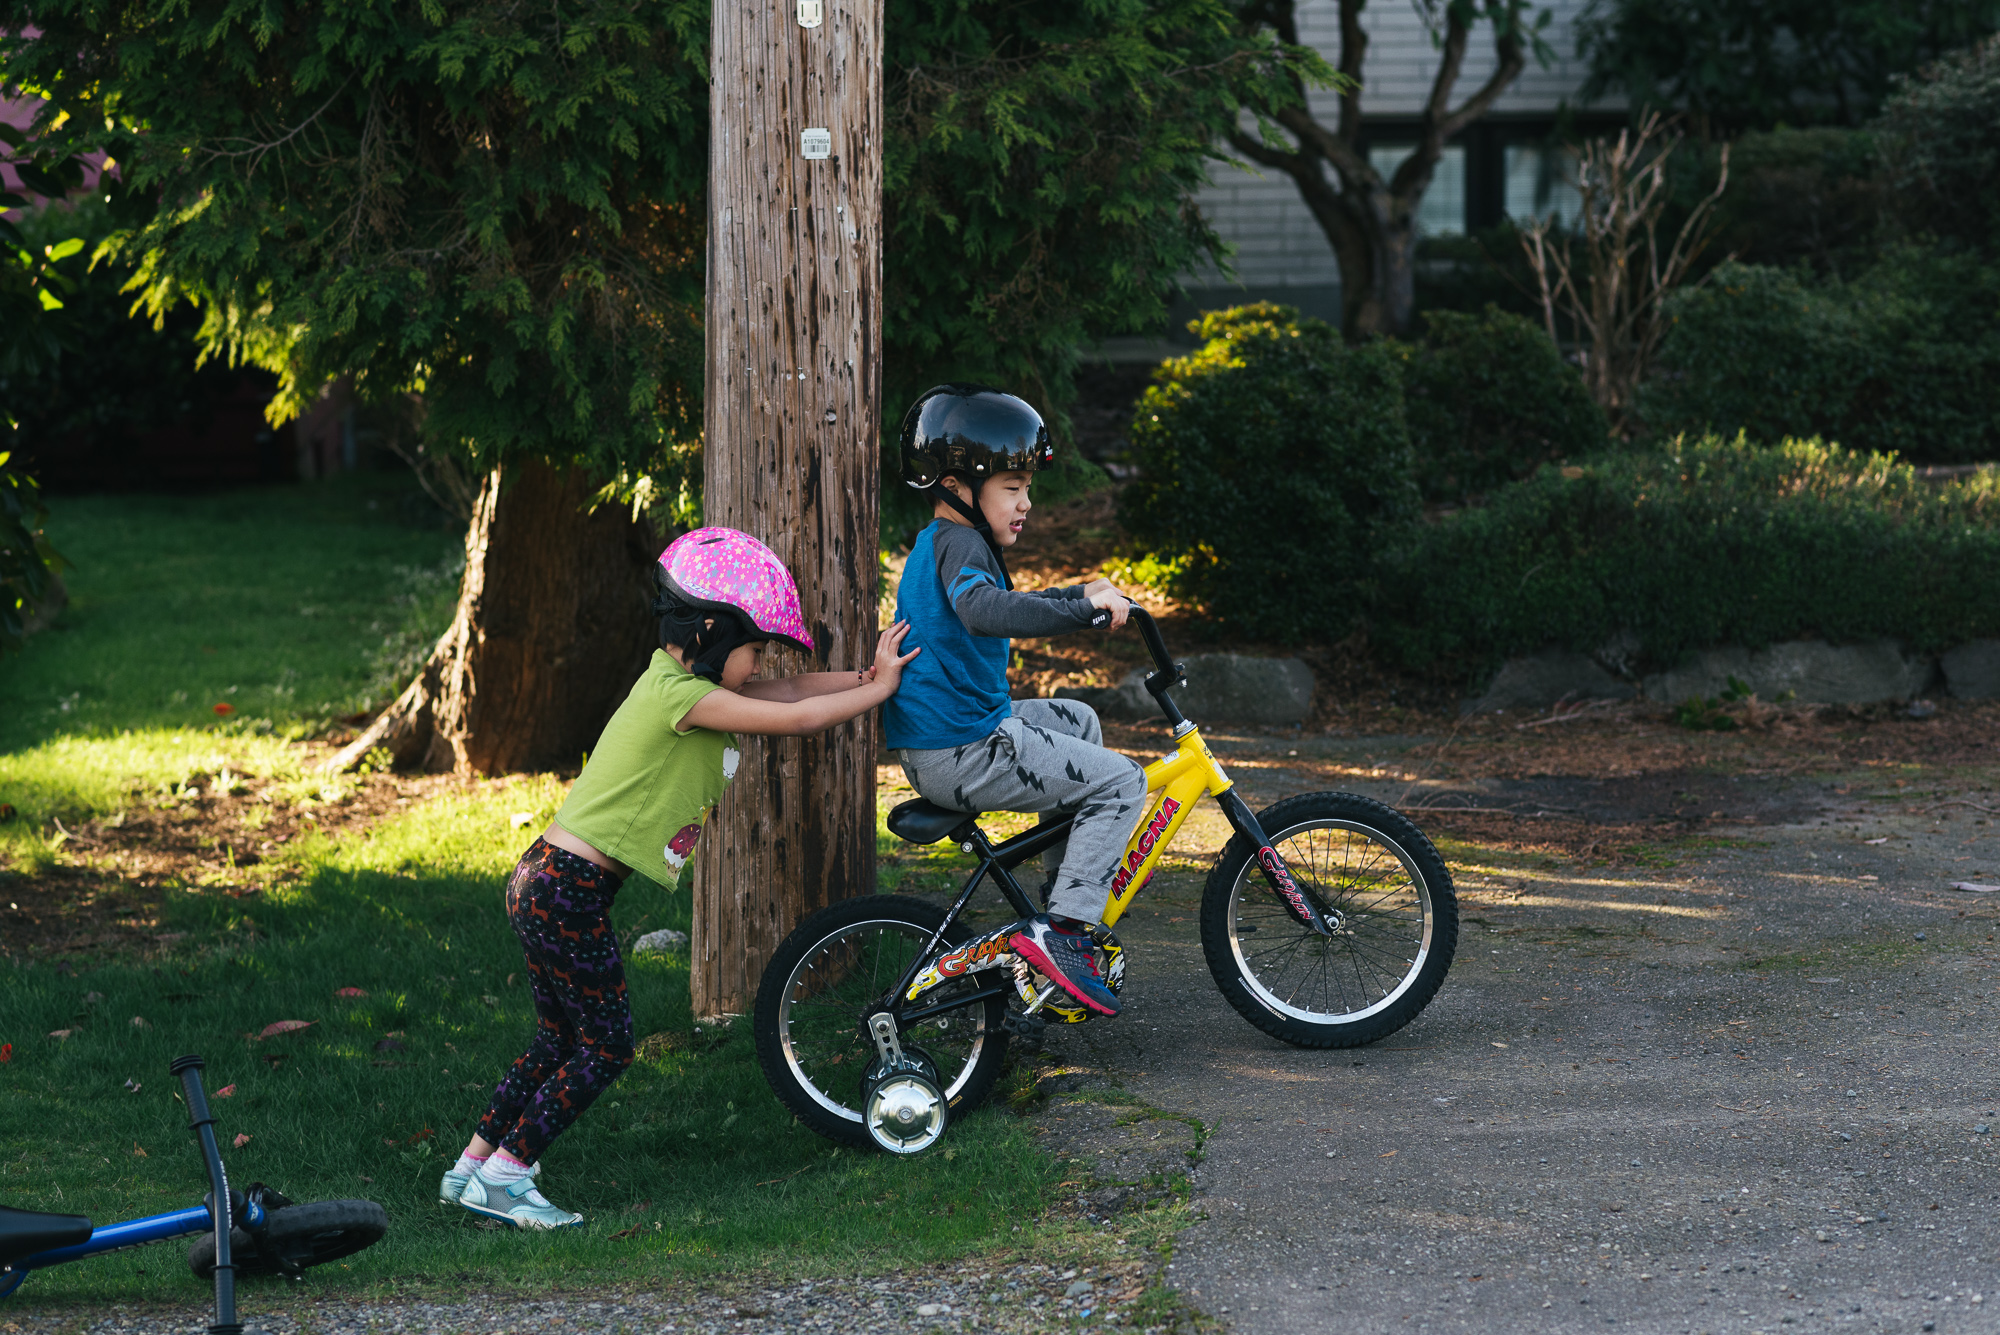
[798,0,823,26]
[800,128,832,160]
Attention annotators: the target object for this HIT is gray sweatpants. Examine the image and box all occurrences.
[896,698,1148,924]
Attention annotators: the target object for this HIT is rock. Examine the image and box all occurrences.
[1942,640,2000,699]
[1054,653,1314,726]
[1065,1280,1095,1298]
[1641,639,1933,705]
[1465,650,1635,714]
[633,928,690,955]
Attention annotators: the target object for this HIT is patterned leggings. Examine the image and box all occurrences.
[475,838,635,1164]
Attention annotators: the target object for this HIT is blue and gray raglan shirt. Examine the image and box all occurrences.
[884,520,1102,750]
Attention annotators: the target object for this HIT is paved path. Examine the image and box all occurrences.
[1052,749,2000,1335]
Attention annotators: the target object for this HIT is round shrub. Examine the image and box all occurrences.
[1118,303,1419,643]
[1641,255,2000,463]
[1397,305,1607,502]
[1877,33,2000,257]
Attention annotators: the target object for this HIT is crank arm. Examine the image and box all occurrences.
[1215,789,1335,936]
[896,984,1012,1028]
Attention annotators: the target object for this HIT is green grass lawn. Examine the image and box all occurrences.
[0,483,1073,1313]
[0,477,460,869]
[4,476,462,754]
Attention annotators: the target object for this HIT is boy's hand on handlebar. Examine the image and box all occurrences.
[1087,587,1132,629]
[872,621,921,690]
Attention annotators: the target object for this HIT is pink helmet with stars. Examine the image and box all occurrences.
[656,527,814,653]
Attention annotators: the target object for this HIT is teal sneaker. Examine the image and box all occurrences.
[459,1164,581,1231]
[441,1159,542,1208]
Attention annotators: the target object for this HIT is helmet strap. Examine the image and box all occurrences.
[686,618,751,684]
[654,586,755,684]
[934,477,1014,591]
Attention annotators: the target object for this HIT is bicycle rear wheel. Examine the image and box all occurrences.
[1201,792,1456,1048]
[755,895,1008,1148]
[187,1199,387,1278]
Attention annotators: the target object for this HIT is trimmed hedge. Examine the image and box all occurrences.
[1375,434,2000,680]
[1119,304,1419,643]
[1641,255,2000,464]
[1398,305,1607,502]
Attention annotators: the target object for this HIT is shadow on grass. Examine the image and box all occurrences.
[0,780,1057,1307]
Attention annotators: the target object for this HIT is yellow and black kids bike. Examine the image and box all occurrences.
[753,608,1457,1155]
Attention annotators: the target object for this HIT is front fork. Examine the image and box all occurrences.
[1213,788,1338,937]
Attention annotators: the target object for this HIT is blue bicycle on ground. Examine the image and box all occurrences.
[0,1055,386,1335]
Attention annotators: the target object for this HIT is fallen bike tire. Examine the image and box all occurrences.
[756,895,1009,1149]
[1201,791,1457,1049]
[187,1199,387,1279]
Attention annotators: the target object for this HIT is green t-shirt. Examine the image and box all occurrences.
[554,650,739,887]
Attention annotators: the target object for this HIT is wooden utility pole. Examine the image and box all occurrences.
[693,0,883,1018]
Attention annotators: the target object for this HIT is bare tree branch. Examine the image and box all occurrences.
[1273,106,1373,186]
[1518,112,1732,431]
[1437,25,1525,140]
[1335,0,1367,144]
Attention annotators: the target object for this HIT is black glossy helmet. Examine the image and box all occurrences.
[899,384,1054,490]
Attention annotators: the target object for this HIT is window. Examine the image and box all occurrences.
[1367,144,1466,236]
[1504,144,1583,228]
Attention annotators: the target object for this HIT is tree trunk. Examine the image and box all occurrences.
[1343,200,1420,339]
[328,458,659,776]
[694,0,883,1019]
[1236,0,1527,340]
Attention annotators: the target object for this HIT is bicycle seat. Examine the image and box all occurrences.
[0,1205,92,1267]
[886,798,975,845]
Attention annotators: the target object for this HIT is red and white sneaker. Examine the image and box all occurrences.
[1009,915,1120,1017]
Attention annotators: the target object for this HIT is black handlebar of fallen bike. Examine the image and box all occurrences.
[170,1054,242,1335]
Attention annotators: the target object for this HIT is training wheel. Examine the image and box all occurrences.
[864,1071,948,1155]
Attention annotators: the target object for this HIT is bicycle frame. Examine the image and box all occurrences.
[887,607,1335,1023]
[1,1205,226,1290]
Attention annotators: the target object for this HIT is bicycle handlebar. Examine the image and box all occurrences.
[171,1055,241,1335]
[1123,605,1188,729]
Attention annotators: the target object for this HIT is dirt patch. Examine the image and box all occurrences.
[0,751,478,964]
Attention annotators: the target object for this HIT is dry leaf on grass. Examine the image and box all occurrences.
[256,1020,315,1040]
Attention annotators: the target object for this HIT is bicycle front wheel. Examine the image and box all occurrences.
[187,1199,387,1278]
[754,895,1009,1148]
[1201,792,1456,1048]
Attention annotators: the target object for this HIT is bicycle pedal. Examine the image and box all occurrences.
[1001,1009,1047,1048]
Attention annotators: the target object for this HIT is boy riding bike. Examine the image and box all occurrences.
[885,384,1143,1019]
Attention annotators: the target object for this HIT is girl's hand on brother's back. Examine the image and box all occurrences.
[872,621,921,690]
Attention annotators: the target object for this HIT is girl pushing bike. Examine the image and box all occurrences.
[445,528,920,1230]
